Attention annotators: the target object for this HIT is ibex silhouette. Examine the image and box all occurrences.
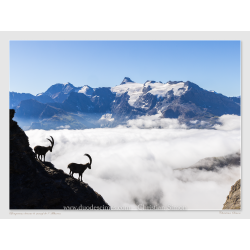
[34,136,54,162]
[68,154,92,182]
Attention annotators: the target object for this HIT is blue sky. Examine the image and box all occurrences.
[10,40,240,97]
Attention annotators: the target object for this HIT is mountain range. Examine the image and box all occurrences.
[10,77,241,130]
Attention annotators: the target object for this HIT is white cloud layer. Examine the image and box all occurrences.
[123,114,187,129]
[213,114,241,131]
[56,125,71,129]
[26,115,241,210]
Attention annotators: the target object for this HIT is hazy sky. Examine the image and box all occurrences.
[10,40,240,96]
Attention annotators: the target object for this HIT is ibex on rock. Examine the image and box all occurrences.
[68,154,92,182]
[34,136,54,162]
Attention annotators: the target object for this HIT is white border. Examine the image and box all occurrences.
[2,31,249,219]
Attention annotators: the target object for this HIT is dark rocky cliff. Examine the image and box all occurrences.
[223,179,241,209]
[10,109,110,209]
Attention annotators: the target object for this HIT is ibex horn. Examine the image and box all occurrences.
[47,136,54,147]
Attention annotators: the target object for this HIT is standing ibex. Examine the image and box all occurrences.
[68,154,92,182]
[34,136,54,162]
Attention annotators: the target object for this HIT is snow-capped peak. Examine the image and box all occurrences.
[111,79,189,108]
[77,85,94,96]
[209,90,218,94]
[120,77,135,85]
[166,81,183,85]
[144,80,157,84]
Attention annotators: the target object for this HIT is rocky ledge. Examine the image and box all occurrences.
[10,109,110,209]
[223,179,241,209]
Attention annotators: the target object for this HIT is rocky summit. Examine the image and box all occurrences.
[9,109,110,209]
[223,179,241,210]
[120,77,135,85]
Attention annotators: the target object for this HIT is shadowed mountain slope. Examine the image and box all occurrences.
[180,152,241,171]
[10,109,110,209]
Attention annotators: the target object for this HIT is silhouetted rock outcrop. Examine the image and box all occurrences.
[223,179,241,209]
[10,109,110,209]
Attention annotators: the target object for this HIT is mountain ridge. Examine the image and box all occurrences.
[10,77,241,130]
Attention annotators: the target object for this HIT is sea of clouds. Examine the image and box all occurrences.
[26,115,241,210]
